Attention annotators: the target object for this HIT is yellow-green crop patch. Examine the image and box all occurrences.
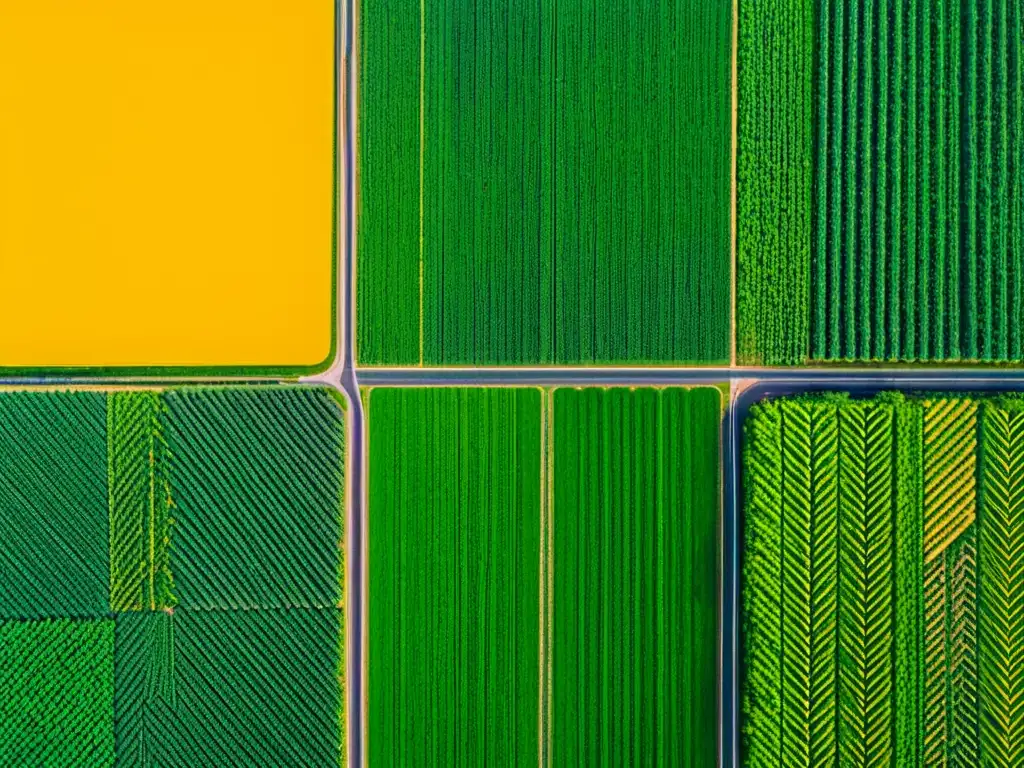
[744,392,1024,765]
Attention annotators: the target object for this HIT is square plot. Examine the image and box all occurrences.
[742,393,1024,765]
[0,392,108,619]
[0,618,115,767]
[358,1,732,365]
[0,1,335,370]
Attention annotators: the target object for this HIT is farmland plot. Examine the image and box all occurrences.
[0,388,347,766]
[744,393,1024,765]
[550,387,719,765]
[358,0,731,365]
[367,386,721,762]
[366,387,542,763]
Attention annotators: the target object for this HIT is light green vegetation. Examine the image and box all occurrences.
[0,388,346,766]
[551,387,719,765]
[0,618,115,767]
[743,392,1024,766]
[367,385,721,763]
[367,387,542,763]
[736,0,812,366]
[358,0,731,365]
[738,1,1024,364]
[108,392,175,612]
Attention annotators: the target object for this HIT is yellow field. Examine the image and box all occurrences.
[0,1,334,369]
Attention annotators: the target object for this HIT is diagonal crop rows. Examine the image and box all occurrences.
[744,393,1024,766]
[0,388,347,767]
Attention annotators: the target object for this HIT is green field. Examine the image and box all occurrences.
[551,387,719,765]
[738,1,1024,364]
[0,388,346,766]
[366,387,542,763]
[744,393,1024,765]
[367,385,720,762]
[0,619,114,766]
[358,0,731,365]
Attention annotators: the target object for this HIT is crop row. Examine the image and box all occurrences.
[366,386,721,762]
[358,0,731,366]
[744,393,1024,766]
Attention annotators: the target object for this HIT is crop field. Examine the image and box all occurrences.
[366,387,542,763]
[550,387,719,765]
[744,392,1024,766]
[366,385,720,762]
[358,0,731,366]
[0,2,335,371]
[0,388,346,766]
[738,1,1024,364]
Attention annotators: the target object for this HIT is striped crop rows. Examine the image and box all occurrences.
[739,1,1024,364]
[358,0,731,365]
[366,386,720,763]
[0,388,346,766]
[744,393,1024,766]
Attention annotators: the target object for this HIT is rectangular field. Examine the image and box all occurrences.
[0,387,347,766]
[738,1,1023,364]
[551,387,719,765]
[366,385,721,761]
[366,387,542,763]
[0,3,335,370]
[743,392,1024,765]
[358,0,732,366]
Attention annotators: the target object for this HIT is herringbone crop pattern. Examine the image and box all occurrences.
[743,393,1024,766]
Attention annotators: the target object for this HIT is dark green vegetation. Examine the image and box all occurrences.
[114,610,343,767]
[0,618,115,766]
[0,388,346,766]
[367,387,542,763]
[738,1,1024,364]
[0,392,108,619]
[551,387,719,765]
[367,385,720,762]
[744,393,1024,766]
[164,389,345,610]
[358,0,731,365]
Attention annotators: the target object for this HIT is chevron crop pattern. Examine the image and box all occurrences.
[0,388,346,767]
[743,393,1024,767]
